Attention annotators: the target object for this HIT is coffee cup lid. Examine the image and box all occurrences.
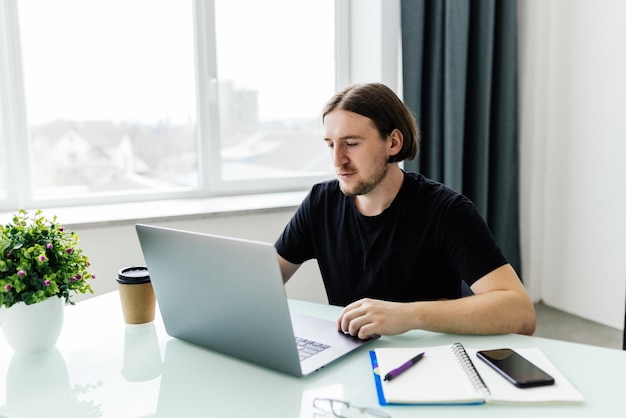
[116,266,150,284]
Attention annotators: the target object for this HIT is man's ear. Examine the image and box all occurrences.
[388,128,404,156]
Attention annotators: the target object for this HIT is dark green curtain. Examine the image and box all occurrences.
[401,0,521,277]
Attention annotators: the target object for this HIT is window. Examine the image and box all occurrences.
[19,0,199,201]
[0,135,5,200]
[0,103,5,200]
[0,0,339,210]
[211,0,336,191]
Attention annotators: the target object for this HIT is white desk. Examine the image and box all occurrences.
[0,292,624,417]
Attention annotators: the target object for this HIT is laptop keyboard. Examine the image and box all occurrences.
[296,337,330,361]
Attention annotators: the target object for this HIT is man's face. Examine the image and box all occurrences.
[323,110,392,196]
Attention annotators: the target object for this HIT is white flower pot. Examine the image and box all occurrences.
[1,297,65,354]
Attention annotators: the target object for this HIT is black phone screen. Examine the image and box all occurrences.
[476,349,555,388]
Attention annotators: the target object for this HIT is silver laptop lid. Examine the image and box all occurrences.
[135,224,303,376]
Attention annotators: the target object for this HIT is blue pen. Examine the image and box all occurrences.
[383,352,425,381]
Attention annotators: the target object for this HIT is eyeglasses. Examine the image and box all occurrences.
[313,397,391,418]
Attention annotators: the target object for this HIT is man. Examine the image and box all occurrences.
[275,82,536,339]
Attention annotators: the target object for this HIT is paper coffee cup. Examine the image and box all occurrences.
[116,266,156,325]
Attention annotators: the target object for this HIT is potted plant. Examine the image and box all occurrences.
[0,209,95,353]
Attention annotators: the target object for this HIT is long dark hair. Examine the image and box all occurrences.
[323,82,420,162]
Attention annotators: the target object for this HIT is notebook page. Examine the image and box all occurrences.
[374,345,486,404]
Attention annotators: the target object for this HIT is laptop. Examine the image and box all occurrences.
[135,224,379,377]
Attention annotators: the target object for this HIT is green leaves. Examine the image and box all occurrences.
[0,209,94,308]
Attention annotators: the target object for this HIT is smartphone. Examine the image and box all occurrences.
[476,348,555,388]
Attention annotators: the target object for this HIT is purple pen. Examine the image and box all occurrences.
[383,352,425,381]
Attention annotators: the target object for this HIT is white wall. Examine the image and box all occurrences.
[70,209,329,305]
[519,0,626,329]
[348,0,400,88]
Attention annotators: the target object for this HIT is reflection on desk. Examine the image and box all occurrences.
[122,323,162,383]
[2,348,103,417]
[1,291,625,417]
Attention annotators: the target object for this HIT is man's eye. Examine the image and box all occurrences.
[346,142,358,147]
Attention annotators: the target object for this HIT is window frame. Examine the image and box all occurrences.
[0,0,349,212]
[0,0,31,212]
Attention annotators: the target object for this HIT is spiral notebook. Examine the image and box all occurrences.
[370,343,585,405]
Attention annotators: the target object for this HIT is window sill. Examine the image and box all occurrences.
[0,191,307,229]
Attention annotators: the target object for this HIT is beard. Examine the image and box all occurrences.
[338,159,389,196]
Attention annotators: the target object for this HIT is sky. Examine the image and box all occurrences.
[18,0,335,125]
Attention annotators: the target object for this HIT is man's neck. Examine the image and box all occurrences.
[354,166,404,216]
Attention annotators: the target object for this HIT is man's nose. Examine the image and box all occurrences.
[332,146,348,167]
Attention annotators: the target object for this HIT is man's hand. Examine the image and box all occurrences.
[337,298,412,339]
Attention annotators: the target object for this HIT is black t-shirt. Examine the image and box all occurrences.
[275,171,507,306]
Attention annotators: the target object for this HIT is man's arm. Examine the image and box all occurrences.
[277,254,301,284]
[337,264,536,338]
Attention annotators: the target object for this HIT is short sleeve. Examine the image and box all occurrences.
[274,191,316,265]
[439,197,508,286]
